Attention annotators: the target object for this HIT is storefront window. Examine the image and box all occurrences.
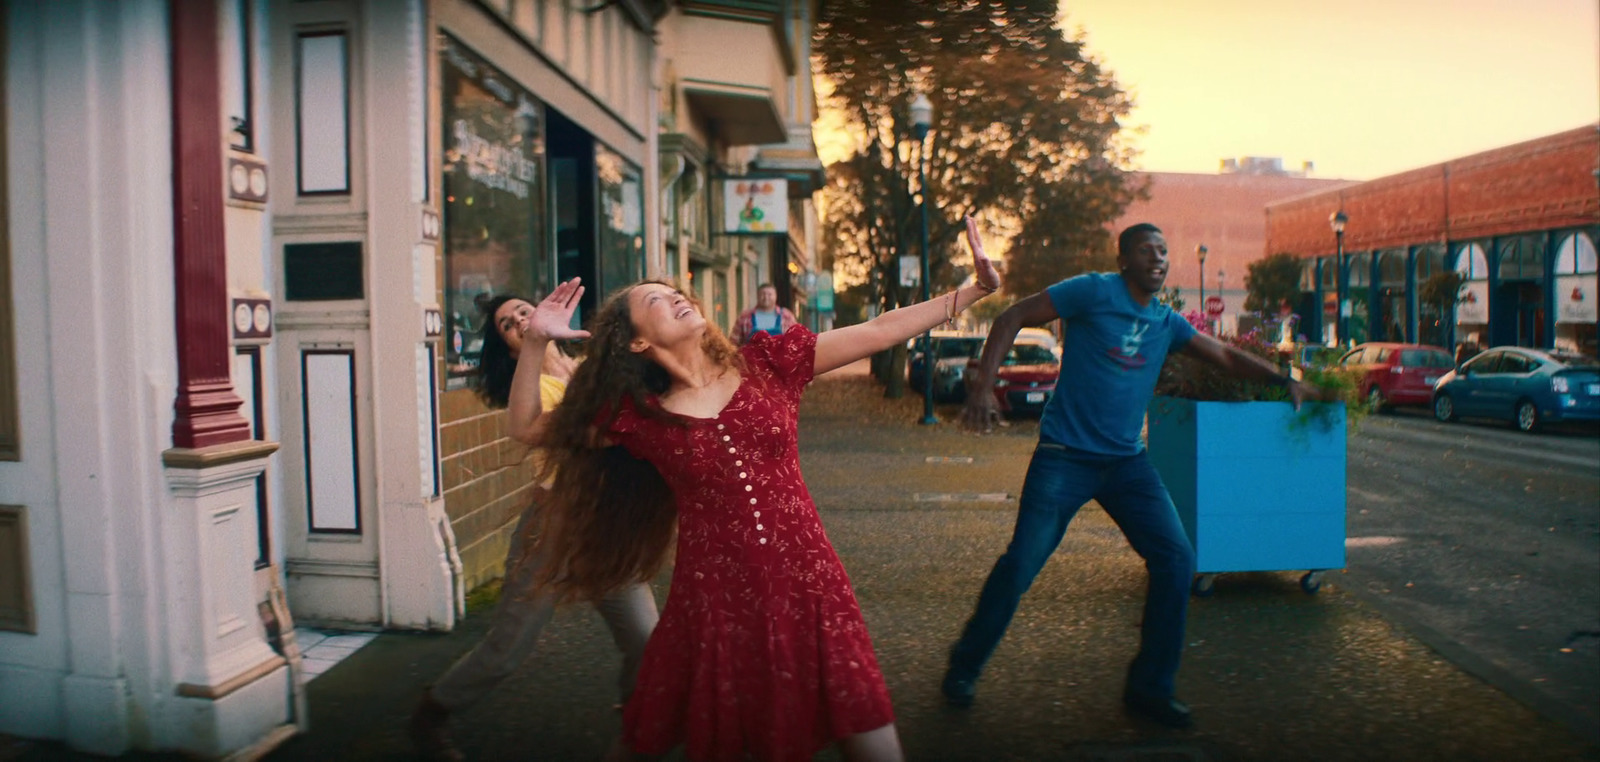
[596,144,644,297]
[1454,242,1489,280]
[1498,236,1543,281]
[660,171,678,278]
[1415,245,1449,347]
[712,270,730,332]
[1414,245,1446,280]
[1555,232,1599,356]
[440,36,548,388]
[1555,232,1598,275]
[682,166,707,250]
[1319,256,1336,290]
[1347,252,1371,287]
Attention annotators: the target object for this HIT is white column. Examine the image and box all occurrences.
[363,0,458,630]
[161,447,289,758]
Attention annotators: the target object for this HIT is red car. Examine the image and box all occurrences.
[967,339,1060,416]
[1337,342,1455,411]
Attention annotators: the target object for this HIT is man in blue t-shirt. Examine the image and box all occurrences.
[941,223,1323,729]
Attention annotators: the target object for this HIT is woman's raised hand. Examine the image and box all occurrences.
[527,278,591,342]
[966,215,1000,293]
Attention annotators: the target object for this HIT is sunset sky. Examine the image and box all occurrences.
[1059,0,1599,180]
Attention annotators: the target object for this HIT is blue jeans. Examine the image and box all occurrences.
[949,444,1196,698]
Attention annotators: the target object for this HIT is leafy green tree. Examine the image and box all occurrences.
[1244,252,1306,315]
[1418,271,1465,315]
[1157,286,1186,314]
[816,0,1144,392]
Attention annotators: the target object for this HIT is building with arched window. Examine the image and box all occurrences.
[1265,125,1599,357]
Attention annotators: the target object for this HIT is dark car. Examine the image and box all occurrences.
[967,339,1060,416]
[908,332,985,402]
[1337,342,1455,411]
[1432,346,1600,432]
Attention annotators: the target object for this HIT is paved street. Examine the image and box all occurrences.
[1342,407,1600,744]
[8,366,1598,761]
[251,367,1594,762]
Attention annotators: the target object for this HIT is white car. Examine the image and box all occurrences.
[1017,327,1061,359]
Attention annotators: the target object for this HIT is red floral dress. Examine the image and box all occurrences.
[606,325,894,761]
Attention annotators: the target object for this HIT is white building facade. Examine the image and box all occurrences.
[0,0,822,756]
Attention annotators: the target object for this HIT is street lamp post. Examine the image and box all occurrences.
[1217,269,1226,332]
[911,92,937,425]
[1196,243,1208,330]
[1330,210,1349,346]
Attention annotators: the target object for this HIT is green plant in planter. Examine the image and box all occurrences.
[1156,317,1369,433]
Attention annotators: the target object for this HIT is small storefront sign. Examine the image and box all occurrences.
[720,177,788,234]
[1456,280,1488,324]
[1556,274,1597,323]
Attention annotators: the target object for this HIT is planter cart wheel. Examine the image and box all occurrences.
[1300,571,1324,595]
[1191,574,1217,597]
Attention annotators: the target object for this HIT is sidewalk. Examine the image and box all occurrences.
[10,367,1598,761]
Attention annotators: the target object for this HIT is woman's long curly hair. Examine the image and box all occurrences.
[527,279,743,602]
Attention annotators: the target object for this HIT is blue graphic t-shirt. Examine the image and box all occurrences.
[1040,272,1197,456]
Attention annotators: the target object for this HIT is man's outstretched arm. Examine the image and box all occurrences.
[961,291,1060,431]
[1177,332,1325,410]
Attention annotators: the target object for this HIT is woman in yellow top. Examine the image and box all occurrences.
[409,294,660,762]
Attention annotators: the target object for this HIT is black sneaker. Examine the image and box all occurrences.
[941,671,977,708]
[408,690,466,762]
[1122,691,1193,729]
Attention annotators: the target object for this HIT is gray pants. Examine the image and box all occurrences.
[431,503,660,711]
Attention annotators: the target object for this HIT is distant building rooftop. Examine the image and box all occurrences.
[1220,156,1316,177]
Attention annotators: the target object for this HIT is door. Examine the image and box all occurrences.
[548,110,597,317]
[1486,351,1536,416]
[273,241,382,626]
[1456,351,1502,416]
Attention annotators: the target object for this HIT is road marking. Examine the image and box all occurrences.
[1346,535,1405,547]
[1348,486,1399,503]
[924,456,975,464]
[913,492,1011,503]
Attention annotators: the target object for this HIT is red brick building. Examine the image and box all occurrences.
[1107,168,1352,332]
[1265,125,1599,355]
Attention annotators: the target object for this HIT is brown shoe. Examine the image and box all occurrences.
[408,690,464,762]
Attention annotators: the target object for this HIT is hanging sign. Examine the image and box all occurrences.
[719,177,788,234]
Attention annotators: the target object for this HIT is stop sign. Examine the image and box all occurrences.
[1204,296,1225,316]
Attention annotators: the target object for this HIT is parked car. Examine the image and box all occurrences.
[966,338,1060,416]
[1432,346,1600,432]
[1017,327,1061,359]
[1337,342,1455,411]
[908,331,985,402]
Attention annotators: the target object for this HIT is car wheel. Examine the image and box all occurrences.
[1515,399,1540,433]
[1366,386,1387,413]
[1433,393,1456,422]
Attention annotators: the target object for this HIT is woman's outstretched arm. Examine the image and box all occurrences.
[505,279,589,445]
[813,216,1000,376]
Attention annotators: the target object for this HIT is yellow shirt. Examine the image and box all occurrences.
[534,375,567,486]
[541,374,567,411]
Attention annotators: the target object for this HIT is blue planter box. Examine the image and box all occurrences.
[1146,396,1347,574]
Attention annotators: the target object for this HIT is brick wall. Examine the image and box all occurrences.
[1267,125,1600,258]
[1107,172,1353,293]
[439,388,539,593]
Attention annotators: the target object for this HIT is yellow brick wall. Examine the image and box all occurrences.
[439,388,538,593]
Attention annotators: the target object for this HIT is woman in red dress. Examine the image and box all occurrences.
[507,218,999,761]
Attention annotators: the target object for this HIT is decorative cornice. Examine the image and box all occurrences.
[162,439,280,470]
